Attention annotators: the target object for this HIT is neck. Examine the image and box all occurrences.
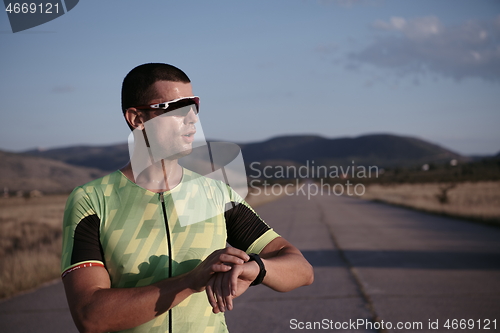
[121,159,183,192]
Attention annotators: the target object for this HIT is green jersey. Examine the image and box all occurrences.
[61,169,279,333]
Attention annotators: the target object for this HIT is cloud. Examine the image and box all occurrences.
[372,16,443,38]
[51,85,75,93]
[348,15,500,82]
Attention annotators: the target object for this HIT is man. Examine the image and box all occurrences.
[61,63,313,333]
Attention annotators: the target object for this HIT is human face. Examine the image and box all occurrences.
[141,81,199,160]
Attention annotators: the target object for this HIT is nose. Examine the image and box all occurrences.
[184,106,198,124]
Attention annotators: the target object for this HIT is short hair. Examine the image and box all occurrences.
[121,63,191,114]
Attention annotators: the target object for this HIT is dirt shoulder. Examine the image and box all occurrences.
[358,181,500,225]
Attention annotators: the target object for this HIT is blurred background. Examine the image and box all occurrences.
[0,0,499,325]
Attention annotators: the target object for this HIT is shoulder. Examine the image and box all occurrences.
[78,170,124,190]
[65,171,125,210]
[69,170,127,198]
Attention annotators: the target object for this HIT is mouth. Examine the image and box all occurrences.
[182,130,196,143]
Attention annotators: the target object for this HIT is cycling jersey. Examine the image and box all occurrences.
[61,169,279,333]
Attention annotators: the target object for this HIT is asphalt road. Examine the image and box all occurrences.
[1,193,499,332]
[226,193,500,333]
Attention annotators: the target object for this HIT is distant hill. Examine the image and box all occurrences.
[23,133,469,172]
[5,134,494,193]
[26,143,129,171]
[238,134,467,167]
[0,150,106,194]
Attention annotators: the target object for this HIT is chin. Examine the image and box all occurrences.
[165,146,193,160]
[180,147,193,157]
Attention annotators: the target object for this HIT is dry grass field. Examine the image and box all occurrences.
[0,195,67,299]
[360,181,500,224]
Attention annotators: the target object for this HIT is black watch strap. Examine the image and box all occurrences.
[248,253,266,286]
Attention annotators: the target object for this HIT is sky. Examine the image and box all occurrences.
[1,0,499,156]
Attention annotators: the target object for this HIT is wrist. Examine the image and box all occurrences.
[246,261,260,282]
[247,253,266,286]
[184,270,203,293]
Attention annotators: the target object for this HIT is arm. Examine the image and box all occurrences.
[206,191,314,313]
[259,236,314,292]
[63,247,249,333]
[206,237,314,313]
[63,266,192,333]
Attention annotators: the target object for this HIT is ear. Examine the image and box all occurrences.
[125,108,145,130]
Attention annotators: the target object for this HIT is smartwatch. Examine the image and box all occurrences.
[248,253,266,286]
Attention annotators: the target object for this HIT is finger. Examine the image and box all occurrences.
[206,276,218,313]
[230,265,240,297]
[222,270,234,311]
[222,247,250,261]
[218,254,246,266]
[211,263,233,273]
[214,272,226,312]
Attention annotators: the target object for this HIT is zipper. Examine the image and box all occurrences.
[159,192,173,332]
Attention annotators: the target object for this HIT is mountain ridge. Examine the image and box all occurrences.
[1,133,486,193]
[238,133,467,167]
[23,133,470,171]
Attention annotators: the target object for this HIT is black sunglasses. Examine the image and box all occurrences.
[134,96,200,114]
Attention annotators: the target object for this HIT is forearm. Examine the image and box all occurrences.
[65,247,249,333]
[260,242,314,292]
[261,251,313,292]
[65,271,196,333]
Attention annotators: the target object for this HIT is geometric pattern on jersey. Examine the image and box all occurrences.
[61,169,279,333]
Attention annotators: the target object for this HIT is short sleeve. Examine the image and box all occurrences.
[61,187,105,277]
[224,186,280,254]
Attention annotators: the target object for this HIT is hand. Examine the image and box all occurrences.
[205,260,260,313]
[188,247,250,293]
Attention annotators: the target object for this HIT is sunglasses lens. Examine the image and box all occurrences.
[166,98,199,114]
[163,104,198,117]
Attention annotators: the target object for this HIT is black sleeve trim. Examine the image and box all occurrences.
[225,202,270,251]
[71,214,105,266]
